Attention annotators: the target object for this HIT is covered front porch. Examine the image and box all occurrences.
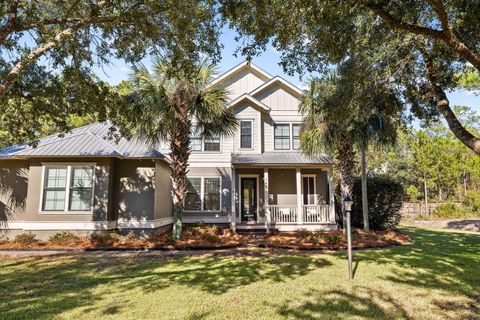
[230,153,336,232]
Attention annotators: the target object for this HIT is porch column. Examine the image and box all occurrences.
[231,167,237,233]
[264,168,271,232]
[296,168,303,224]
[327,167,335,224]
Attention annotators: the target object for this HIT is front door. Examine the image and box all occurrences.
[241,177,257,222]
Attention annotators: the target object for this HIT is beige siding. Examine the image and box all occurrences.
[254,84,301,111]
[113,159,155,221]
[154,160,173,219]
[0,160,29,223]
[223,68,267,100]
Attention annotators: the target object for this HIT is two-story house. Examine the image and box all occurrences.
[0,61,335,239]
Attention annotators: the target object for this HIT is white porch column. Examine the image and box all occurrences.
[231,167,237,233]
[327,167,335,224]
[264,168,271,232]
[296,168,303,224]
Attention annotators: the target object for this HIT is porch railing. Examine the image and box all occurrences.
[302,204,330,223]
[266,204,330,224]
[268,205,298,223]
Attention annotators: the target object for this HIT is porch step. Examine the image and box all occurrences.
[236,224,268,235]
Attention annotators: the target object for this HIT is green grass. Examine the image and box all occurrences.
[0,227,479,320]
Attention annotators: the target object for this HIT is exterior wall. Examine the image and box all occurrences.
[254,84,300,111]
[269,169,297,205]
[154,160,173,220]
[222,67,268,100]
[113,159,155,222]
[0,160,29,222]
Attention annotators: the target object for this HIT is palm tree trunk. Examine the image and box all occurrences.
[361,147,370,232]
[336,136,355,230]
[169,103,192,240]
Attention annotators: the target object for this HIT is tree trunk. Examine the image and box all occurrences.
[168,94,192,240]
[361,147,370,232]
[336,135,355,230]
[424,173,429,217]
[421,48,480,154]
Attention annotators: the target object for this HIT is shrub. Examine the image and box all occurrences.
[350,176,404,230]
[0,233,8,243]
[184,223,222,238]
[90,231,120,246]
[200,232,221,243]
[296,229,311,239]
[14,232,37,245]
[433,203,465,219]
[48,231,80,245]
[462,190,480,212]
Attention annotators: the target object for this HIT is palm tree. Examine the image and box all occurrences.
[127,57,237,239]
[300,70,400,231]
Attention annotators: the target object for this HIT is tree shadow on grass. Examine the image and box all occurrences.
[274,286,411,320]
[0,251,331,319]
[355,227,480,318]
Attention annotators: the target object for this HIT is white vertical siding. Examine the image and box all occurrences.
[254,84,301,111]
[223,69,267,100]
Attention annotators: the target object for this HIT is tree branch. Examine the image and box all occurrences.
[420,47,480,154]
[0,0,19,44]
[363,2,444,40]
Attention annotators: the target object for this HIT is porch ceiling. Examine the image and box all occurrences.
[232,152,332,166]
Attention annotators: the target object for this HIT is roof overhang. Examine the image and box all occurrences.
[249,76,304,98]
[209,61,272,88]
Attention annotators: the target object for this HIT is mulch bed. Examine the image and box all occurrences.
[0,228,411,251]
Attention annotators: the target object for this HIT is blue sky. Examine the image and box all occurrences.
[92,27,480,113]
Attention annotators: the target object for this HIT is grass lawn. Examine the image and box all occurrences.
[0,226,479,320]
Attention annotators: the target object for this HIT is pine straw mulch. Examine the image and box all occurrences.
[0,227,411,251]
[263,229,412,250]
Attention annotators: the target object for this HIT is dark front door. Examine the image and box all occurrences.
[241,177,257,222]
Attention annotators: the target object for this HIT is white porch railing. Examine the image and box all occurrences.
[302,204,330,223]
[267,204,330,224]
[268,205,298,224]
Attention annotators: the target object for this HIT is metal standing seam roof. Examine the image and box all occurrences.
[0,122,165,159]
[232,152,333,166]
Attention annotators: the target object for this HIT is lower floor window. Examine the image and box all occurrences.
[42,165,94,212]
[185,176,221,211]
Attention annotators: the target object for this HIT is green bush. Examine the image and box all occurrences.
[48,231,80,245]
[90,231,120,246]
[433,203,465,218]
[296,229,311,239]
[349,176,404,230]
[305,231,342,245]
[0,233,9,243]
[462,190,480,212]
[14,232,37,245]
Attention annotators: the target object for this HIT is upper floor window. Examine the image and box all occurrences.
[190,126,220,152]
[42,164,94,212]
[274,124,291,150]
[185,176,221,211]
[240,120,253,149]
[292,124,301,150]
[274,123,301,150]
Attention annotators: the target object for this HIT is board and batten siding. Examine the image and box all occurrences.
[254,84,301,111]
[222,68,268,100]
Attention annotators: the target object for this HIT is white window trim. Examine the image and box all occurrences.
[39,163,96,215]
[239,119,254,150]
[184,176,222,212]
[190,123,222,153]
[238,174,260,223]
[273,122,301,150]
[301,174,317,205]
